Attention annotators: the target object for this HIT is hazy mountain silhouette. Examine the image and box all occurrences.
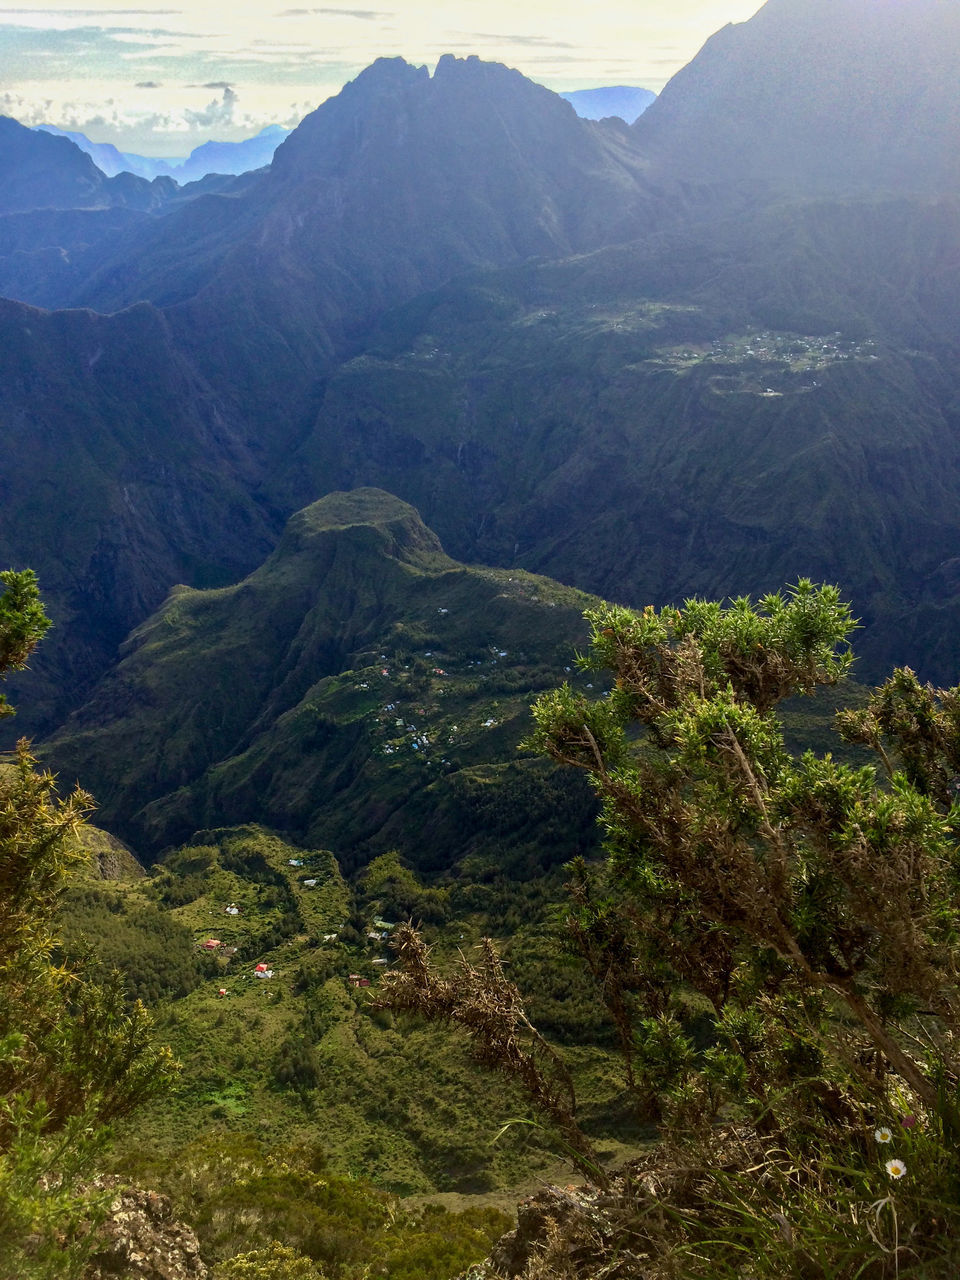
[635,0,960,194]
[36,123,292,183]
[0,116,175,213]
[560,86,656,123]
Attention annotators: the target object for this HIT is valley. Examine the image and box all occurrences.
[3,0,960,1275]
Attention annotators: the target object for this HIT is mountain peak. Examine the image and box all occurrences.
[349,55,429,92]
[270,54,576,181]
[262,51,649,278]
[636,0,960,194]
[273,489,450,572]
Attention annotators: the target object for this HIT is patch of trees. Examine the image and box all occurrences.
[60,885,209,1003]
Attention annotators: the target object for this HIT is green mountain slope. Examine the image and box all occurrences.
[62,821,631,1204]
[44,489,601,870]
[262,208,960,684]
[0,295,281,737]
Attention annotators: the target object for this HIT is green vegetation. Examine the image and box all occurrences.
[48,818,635,1275]
[0,571,176,1279]
[44,490,602,877]
[24,540,960,1277]
[119,1136,511,1280]
[78,822,631,1200]
[0,560,613,1278]
[516,581,960,1276]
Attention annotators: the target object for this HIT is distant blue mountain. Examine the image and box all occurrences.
[559,86,656,123]
[172,126,291,182]
[33,126,180,179]
[34,124,291,182]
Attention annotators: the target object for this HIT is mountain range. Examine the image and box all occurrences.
[7,2,960,1259]
[0,0,959,754]
[558,86,656,123]
[34,88,656,186]
[34,123,292,183]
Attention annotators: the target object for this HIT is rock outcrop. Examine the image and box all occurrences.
[84,1180,207,1280]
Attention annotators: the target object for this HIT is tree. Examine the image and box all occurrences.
[378,925,605,1187]
[0,568,50,721]
[0,570,177,1279]
[527,582,960,1268]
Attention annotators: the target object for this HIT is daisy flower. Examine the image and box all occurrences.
[874,1127,893,1144]
[885,1159,907,1180]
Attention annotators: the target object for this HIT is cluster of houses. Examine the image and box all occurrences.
[654,329,879,375]
[201,939,238,957]
[197,887,395,1001]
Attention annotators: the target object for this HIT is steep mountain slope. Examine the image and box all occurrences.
[0,295,280,733]
[0,115,175,213]
[635,0,960,194]
[261,198,960,684]
[0,170,263,312]
[60,55,654,320]
[44,490,600,867]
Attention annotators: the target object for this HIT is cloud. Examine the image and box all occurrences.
[518,54,643,67]
[276,8,386,17]
[182,84,238,128]
[135,79,161,87]
[189,79,233,89]
[0,80,307,145]
[0,89,53,125]
[0,24,167,74]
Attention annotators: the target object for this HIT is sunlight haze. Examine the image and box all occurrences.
[0,0,763,153]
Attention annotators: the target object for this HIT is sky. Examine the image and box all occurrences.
[0,1,763,156]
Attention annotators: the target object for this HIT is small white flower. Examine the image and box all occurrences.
[875,1127,893,1144]
[885,1158,907,1180]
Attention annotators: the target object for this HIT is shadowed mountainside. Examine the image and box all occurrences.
[0,115,177,214]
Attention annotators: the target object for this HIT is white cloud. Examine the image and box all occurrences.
[183,83,237,127]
